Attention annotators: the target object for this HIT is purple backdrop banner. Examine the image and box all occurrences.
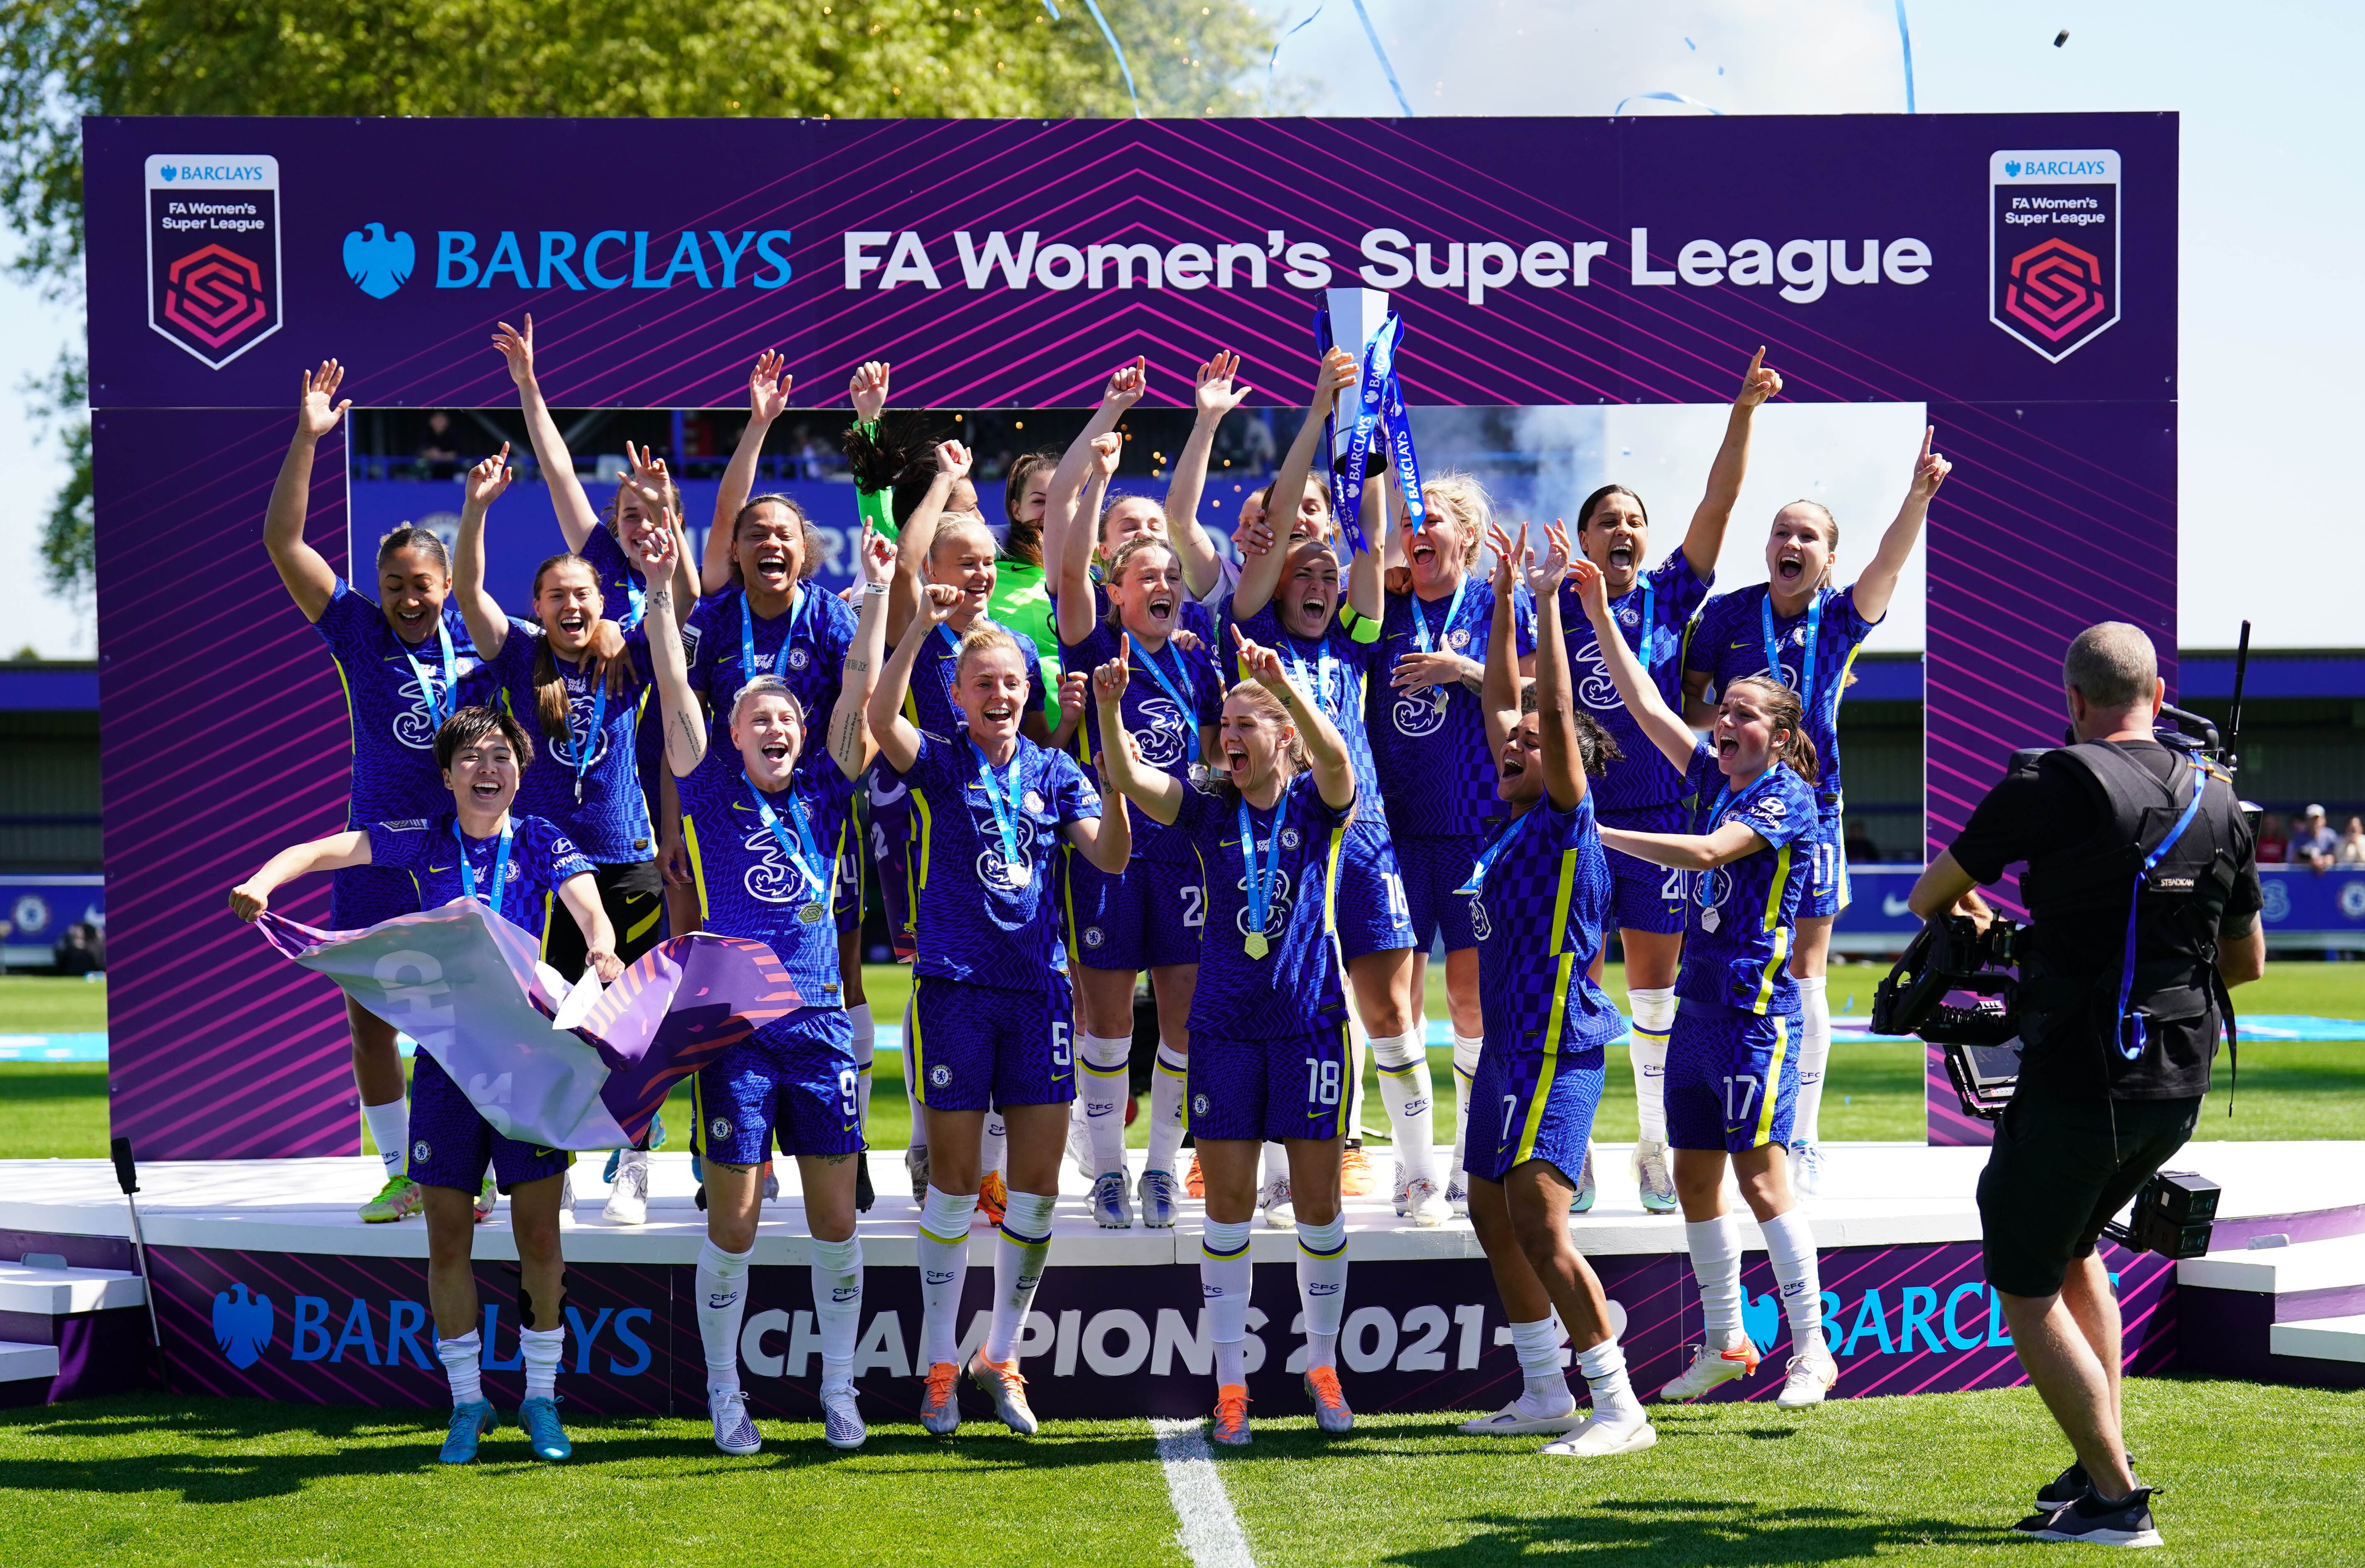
[84,114,2176,1155]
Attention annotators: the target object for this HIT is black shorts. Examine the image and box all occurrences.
[1976,1090,2201,1299]
[542,858,664,978]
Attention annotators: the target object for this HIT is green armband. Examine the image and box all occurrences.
[1340,605,1383,645]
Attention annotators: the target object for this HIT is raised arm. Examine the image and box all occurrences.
[553,874,622,981]
[264,361,351,621]
[1040,357,1144,578]
[1088,643,1183,826]
[1164,351,1249,599]
[1568,554,1694,772]
[885,440,970,646]
[1480,523,1522,757]
[228,829,372,920]
[867,583,958,774]
[491,315,602,554]
[452,446,516,660]
[1054,434,1122,648]
[703,351,796,594]
[1235,626,1354,811]
[1851,425,1949,623]
[1236,347,1355,621]
[1599,818,1769,873]
[1347,457,1393,625]
[1525,524,1588,811]
[1682,347,1783,580]
[630,518,708,779]
[831,527,894,779]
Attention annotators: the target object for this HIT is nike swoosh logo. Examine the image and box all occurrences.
[428,865,453,873]
[1883,895,1913,917]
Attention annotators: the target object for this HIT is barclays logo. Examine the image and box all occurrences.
[344,223,416,299]
[212,1283,274,1368]
[2003,161,2022,178]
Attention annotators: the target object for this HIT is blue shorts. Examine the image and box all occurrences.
[330,863,418,932]
[1334,820,1415,962]
[1068,852,1202,972]
[1187,1021,1351,1143]
[832,796,867,936]
[1396,832,1483,955]
[1463,1032,1607,1186]
[910,972,1076,1112]
[693,1006,862,1164]
[1800,807,1849,920]
[1599,801,1689,937]
[405,1051,572,1195]
[867,778,916,962]
[1664,999,1801,1154]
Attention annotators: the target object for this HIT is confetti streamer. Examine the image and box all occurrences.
[1347,0,1415,116]
[1612,90,1726,116]
[1897,0,1918,112]
[1044,0,1143,118]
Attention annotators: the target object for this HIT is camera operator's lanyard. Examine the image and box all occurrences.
[2112,754,2208,1062]
[401,619,459,733]
[1762,591,1823,713]
[967,737,1031,890]
[741,585,809,681]
[556,658,607,804]
[745,771,830,923]
[1457,803,1538,896]
[1409,574,1469,709]
[1236,794,1284,959]
[1126,633,1200,759]
[453,819,514,916]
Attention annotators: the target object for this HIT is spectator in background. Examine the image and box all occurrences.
[2338,817,2365,866]
[2256,812,2288,866]
[2291,804,2339,874]
[418,411,461,476]
[54,920,104,976]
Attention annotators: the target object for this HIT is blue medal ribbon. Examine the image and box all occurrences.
[1314,306,1426,556]
[1235,794,1284,957]
[744,770,830,920]
[1456,803,1538,896]
[1407,573,1470,706]
[1285,634,1337,715]
[965,737,1032,888]
[557,661,608,805]
[1125,632,1200,759]
[453,818,514,915]
[1761,590,1823,714]
[401,618,459,734]
[1636,574,1657,670]
[740,584,810,683]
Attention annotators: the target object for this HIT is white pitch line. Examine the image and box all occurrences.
[1150,1417,1256,1568]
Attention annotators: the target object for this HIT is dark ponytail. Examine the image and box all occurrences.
[1721,675,1820,786]
[1002,450,1059,569]
[376,524,451,575]
[527,555,632,740]
[1575,483,1646,535]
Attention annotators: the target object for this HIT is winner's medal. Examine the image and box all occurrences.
[799,901,826,924]
[1008,863,1032,888]
[1699,906,1721,933]
[1245,930,1270,960]
[1237,794,1283,963]
[968,737,1031,894]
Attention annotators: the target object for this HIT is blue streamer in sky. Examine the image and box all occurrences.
[1044,0,1142,117]
[1895,0,1917,113]
[1268,5,1323,103]
[1612,90,1726,116]
[1347,0,1415,116]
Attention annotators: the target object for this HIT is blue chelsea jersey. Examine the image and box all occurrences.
[684,583,860,745]
[1366,578,1534,840]
[313,580,483,827]
[1061,619,1220,866]
[1686,583,1878,811]
[1224,597,1390,829]
[483,618,656,864]
[676,744,861,1009]
[1558,550,1711,812]
[1676,745,1819,1016]
[1174,774,1352,1042]
[1473,794,1622,1062]
[366,811,594,942]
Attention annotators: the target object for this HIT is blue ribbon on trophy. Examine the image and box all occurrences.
[1313,287,1426,558]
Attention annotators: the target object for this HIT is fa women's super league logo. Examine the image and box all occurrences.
[144,155,282,369]
[1989,149,2121,363]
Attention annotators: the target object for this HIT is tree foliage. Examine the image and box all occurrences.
[0,0,1290,613]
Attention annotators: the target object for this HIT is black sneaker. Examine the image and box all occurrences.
[2035,1455,2140,1510]
[854,1152,877,1214]
[2014,1487,2163,1549]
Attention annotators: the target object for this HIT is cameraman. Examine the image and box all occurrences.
[1909,622,2261,1549]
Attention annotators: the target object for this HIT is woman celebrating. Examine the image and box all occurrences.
[228,704,621,1464]
[1682,428,1949,1193]
[1458,525,1652,1457]
[865,570,1130,1439]
[1575,555,1838,1410]
[636,516,886,1456]
[453,449,661,992]
[1560,349,1780,1215]
[1054,431,1221,1230]
[1093,625,1361,1447]
[263,360,483,1224]
[1230,348,1442,1226]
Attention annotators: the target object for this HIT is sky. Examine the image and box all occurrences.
[0,0,2352,655]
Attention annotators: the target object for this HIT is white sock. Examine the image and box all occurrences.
[1078,1031,1132,1177]
[917,1186,977,1368]
[696,1239,754,1399]
[810,1233,864,1391]
[1761,1208,1825,1358]
[364,1098,409,1180]
[437,1330,483,1407]
[903,1000,926,1154]
[986,1190,1056,1363]
[1627,988,1675,1145]
[1450,1033,1483,1180]
[1575,1335,1643,1426]
[1295,1214,1348,1369]
[1795,977,1830,1144]
[981,1109,1008,1180]
[520,1325,564,1401]
[1369,1030,1437,1187]
[1146,1044,1189,1175]
[1263,1141,1289,1185]
[848,1004,876,1134]
[1508,1316,1574,1413]
[1202,1219,1254,1387]
[1686,1214,1746,1351]
[1346,1025,1369,1140]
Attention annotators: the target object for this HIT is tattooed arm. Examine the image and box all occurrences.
[634,521,711,779]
